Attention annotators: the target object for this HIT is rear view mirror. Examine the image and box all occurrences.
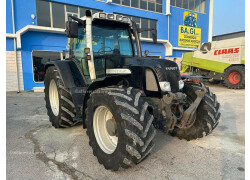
[137,28,157,44]
[66,21,78,38]
[151,30,157,44]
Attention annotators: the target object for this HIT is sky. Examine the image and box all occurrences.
[213,0,245,36]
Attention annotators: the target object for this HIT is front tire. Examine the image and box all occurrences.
[170,83,221,140]
[44,66,79,128]
[86,86,156,170]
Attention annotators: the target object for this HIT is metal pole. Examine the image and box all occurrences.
[11,0,20,92]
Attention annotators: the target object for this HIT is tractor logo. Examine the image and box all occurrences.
[166,67,178,71]
[184,12,197,27]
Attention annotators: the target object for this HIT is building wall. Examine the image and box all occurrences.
[170,0,210,50]
[6,0,212,91]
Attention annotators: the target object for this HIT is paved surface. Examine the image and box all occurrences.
[6,85,245,180]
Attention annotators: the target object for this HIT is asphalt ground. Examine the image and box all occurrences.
[6,84,245,180]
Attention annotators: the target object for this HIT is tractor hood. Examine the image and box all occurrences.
[104,55,182,93]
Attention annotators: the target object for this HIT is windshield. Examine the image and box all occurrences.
[92,24,133,56]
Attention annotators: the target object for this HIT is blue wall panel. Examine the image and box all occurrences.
[6,38,14,51]
[141,42,165,58]
[14,0,37,31]
[6,0,13,33]
[21,31,67,90]
[169,0,210,48]
[172,50,192,58]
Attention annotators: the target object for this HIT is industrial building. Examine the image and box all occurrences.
[6,0,213,91]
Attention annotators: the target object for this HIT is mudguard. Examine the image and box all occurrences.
[45,60,87,88]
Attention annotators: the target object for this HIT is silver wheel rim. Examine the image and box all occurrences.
[93,106,118,154]
[49,79,59,116]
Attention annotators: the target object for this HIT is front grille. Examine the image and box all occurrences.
[154,66,165,81]
[165,70,179,92]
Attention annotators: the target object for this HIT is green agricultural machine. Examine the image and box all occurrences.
[44,11,220,170]
[181,37,245,89]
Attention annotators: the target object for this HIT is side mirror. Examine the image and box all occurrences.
[137,28,157,44]
[66,21,78,38]
[151,30,157,44]
[199,42,211,54]
[144,50,149,57]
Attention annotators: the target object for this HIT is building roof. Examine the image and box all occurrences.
[212,31,245,41]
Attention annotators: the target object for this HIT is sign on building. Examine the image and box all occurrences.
[178,11,201,48]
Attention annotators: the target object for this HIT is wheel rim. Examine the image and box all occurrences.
[93,106,118,154]
[49,79,59,116]
[228,72,241,84]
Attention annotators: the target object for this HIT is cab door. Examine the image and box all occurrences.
[71,26,92,83]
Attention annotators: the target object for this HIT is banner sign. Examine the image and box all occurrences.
[178,11,201,48]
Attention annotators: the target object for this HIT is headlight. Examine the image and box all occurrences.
[116,15,123,21]
[159,81,171,92]
[179,80,184,89]
[107,14,114,19]
[99,13,106,19]
[122,17,129,23]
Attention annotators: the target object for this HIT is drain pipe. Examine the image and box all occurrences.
[11,0,20,93]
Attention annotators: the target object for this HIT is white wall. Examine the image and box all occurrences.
[6,51,24,91]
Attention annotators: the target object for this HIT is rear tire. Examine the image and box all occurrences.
[224,66,245,89]
[86,86,156,170]
[44,66,79,128]
[170,83,221,141]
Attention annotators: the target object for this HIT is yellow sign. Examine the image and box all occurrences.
[178,25,201,48]
[178,11,201,48]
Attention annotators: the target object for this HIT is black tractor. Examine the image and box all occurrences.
[44,11,221,171]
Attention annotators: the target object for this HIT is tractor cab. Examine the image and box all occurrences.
[66,11,156,84]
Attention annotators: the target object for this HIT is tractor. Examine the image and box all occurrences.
[44,10,221,170]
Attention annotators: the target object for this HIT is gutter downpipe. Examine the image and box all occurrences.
[208,0,214,42]
[11,0,20,93]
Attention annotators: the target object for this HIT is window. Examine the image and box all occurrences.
[148,0,156,12]
[123,15,157,39]
[36,0,102,28]
[32,51,62,82]
[131,0,139,8]
[80,7,88,17]
[52,2,65,28]
[171,0,206,13]
[113,0,162,13]
[122,0,130,6]
[66,5,78,21]
[92,24,133,56]
[36,0,51,27]
[131,16,140,28]
[140,0,147,10]
[170,0,175,6]
[141,18,149,38]
[189,0,195,10]
[149,19,157,38]
[176,0,182,8]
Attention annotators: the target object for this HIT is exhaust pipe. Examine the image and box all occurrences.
[85,10,96,81]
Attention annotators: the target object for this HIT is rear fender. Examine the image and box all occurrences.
[45,60,87,122]
[45,60,87,88]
